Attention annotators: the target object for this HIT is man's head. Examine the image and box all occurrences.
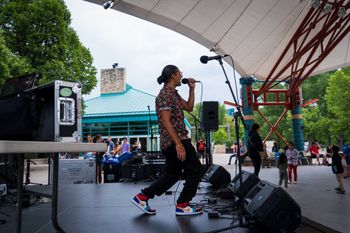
[157,65,182,86]
[87,134,93,143]
[288,142,295,149]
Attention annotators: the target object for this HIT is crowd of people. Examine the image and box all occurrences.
[222,126,348,194]
[83,123,348,196]
[84,135,139,183]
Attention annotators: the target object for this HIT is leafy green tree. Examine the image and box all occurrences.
[303,72,334,115]
[302,107,330,144]
[0,31,30,86]
[0,0,97,94]
[325,70,350,145]
[212,128,227,145]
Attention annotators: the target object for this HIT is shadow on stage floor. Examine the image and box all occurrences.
[0,180,340,233]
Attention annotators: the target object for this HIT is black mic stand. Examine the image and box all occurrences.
[187,111,200,146]
[204,57,250,233]
[187,111,208,166]
[188,110,212,167]
[146,105,158,181]
[147,105,154,153]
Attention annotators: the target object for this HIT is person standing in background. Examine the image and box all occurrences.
[196,138,206,164]
[93,135,104,183]
[121,137,130,153]
[107,136,114,155]
[331,145,345,194]
[247,123,264,177]
[277,152,288,188]
[286,142,299,184]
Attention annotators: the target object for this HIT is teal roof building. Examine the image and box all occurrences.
[82,66,191,152]
[83,83,157,123]
[82,67,159,151]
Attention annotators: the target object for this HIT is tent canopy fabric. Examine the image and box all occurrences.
[84,0,350,80]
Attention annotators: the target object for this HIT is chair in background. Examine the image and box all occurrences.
[298,151,309,165]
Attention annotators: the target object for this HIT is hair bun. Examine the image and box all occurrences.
[157,75,165,84]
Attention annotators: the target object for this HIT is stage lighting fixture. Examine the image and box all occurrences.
[103,0,114,10]
[338,7,347,18]
[311,0,320,9]
[323,3,332,14]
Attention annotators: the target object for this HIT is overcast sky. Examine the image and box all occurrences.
[65,0,241,106]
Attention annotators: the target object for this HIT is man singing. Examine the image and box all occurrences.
[131,65,203,216]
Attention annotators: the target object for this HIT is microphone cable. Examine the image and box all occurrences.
[196,81,204,143]
[227,55,239,105]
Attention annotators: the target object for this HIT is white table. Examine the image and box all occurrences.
[0,141,106,233]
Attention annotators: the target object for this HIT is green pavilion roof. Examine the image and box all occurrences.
[84,84,156,118]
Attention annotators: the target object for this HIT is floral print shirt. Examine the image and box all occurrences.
[156,86,189,150]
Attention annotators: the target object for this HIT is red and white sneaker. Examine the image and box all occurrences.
[175,202,203,216]
[131,193,156,215]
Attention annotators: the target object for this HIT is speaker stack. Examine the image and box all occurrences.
[202,164,231,189]
[243,180,302,233]
[228,170,260,200]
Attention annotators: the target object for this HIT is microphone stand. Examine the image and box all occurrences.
[204,57,249,233]
[147,105,154,153]
[187,111,201,144]
[147,105,157,181]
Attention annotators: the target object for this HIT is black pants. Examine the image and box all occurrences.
[142,139,203,204]
[250,154,261,177]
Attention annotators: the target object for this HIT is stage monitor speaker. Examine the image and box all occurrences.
[202,164,231,189]
[243,181,302,233]
[228,170,260,200]
[201,101,218,131]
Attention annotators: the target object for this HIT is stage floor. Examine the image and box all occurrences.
[0,180,341,233]
[0,154,348,233]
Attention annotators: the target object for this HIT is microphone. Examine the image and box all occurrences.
[200,54,229,64]
[181,78,200,84]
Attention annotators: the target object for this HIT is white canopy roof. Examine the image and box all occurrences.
[84,0,350,80]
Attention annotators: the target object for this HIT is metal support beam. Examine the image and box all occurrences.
[256,108,289,145]
[257,0,350,97]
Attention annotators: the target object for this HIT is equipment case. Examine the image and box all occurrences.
[33,80,82,142]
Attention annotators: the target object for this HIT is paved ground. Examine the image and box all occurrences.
[23,153,350,232]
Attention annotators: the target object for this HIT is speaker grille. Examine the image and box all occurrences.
[244,181,302,233]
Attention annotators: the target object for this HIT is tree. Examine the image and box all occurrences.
[302,72,334,115]
[302,106,332,144]
[0,31,30,86]
[0,0,97,94]
[325,70,350,145]
[212,128,227,145]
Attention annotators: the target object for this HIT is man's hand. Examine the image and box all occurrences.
[187,78,196,89]
[176,143,186,161]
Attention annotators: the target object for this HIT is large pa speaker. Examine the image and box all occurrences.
[228,170,260,200]
[243,181,302,233]
[202,164,231,189]
[201,101,218,131]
